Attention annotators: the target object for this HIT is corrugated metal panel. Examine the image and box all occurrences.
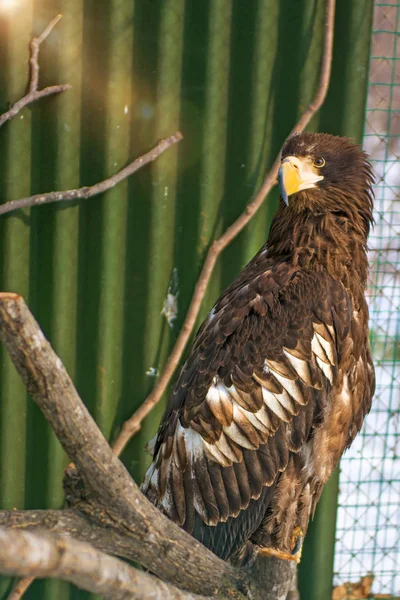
[0,1,372,598]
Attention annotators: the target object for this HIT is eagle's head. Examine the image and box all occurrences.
[278,132,374,235]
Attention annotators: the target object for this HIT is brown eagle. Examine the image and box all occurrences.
[142,132,375,564]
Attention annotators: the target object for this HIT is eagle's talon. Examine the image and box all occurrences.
[291,527,304,557]
[257,547,300,563]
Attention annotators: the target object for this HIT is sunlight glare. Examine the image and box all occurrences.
[0,0,18,11]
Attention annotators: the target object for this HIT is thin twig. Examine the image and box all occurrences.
[0,15,71,129]
[7,577,35,600]
[112,0,336,456]
[0,131,183,216]
[29,14,63,93]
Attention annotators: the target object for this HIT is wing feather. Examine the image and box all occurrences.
[142,266,357,559]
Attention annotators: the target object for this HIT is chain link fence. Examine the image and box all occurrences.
[333,2,400,598]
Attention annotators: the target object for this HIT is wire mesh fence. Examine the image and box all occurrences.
[333,2,400,598]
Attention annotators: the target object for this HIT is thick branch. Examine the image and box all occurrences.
[112,0,336,456]
[0,294,247,599]
[0,528,209,600]
[0,132,183,217]
[0,15,71,129]
[0,506,209,573]
[0,507,198,571]
[0,508,143,562]
[0,509,297,600]
[246,556,297,600]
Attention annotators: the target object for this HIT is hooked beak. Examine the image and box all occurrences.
[278,156,324,206]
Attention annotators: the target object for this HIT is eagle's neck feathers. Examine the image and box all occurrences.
[266,200,370,303]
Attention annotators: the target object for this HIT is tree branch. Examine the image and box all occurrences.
[1,509,299,600]
[0,506,202,570]
[0,507,82,527]
[0,528,210,600]
[0,293,247,599]
[0,14,183,219]
[7,577,35,600]
[112,0,336,456]
[0,15,71,130]
[246,555,298,600]
[0,131,183,217]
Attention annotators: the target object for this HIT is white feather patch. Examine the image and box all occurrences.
[214,431,243,462]
[274,390,297,415]
[283,348,312,385]
[338,374,351,405]
[239,404,272,434]
[271,371,305,405]
[223,405,259,450]
[311,332,330,364]
[314,330,335,364]
[261,387,291,422]
[203,437,232,466]
[177,422,204,459]
[316,356,333,384]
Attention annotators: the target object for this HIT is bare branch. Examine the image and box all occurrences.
[0,15,182,220]
[112,0,336,456]
[7,577,34,600]
[0,293,247,599]
[0,15,71,129]
[0,528,210,600]
[29,15,63,93]
[0,131,183,217]
[0,508,148,564]
[0,509,97,536]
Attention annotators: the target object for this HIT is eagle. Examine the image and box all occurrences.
[142,132,375,564]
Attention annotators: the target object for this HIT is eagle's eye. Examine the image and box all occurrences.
[313,157,326,168]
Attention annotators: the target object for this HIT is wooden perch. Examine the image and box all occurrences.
[0,293,248,599]
[0,527,211,600]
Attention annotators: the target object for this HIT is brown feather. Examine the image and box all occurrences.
[221,466,242,517]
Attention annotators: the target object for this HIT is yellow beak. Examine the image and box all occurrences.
[278,156,324,206]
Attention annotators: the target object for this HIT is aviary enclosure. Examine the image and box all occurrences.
[0,1,398,599]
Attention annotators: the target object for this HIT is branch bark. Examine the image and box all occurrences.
[246,556,298,600]
[0,528,210,600]
[112,0,336,456]
[0,293,247,599]
[0,15,70,129]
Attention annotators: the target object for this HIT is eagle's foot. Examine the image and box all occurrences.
[258,547,299,562]
[258,527,304,564]
[290,526,304,559]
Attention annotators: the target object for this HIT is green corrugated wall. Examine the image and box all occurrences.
[0,1,372,599]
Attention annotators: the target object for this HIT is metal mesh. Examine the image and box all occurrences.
[333,2,400,598]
